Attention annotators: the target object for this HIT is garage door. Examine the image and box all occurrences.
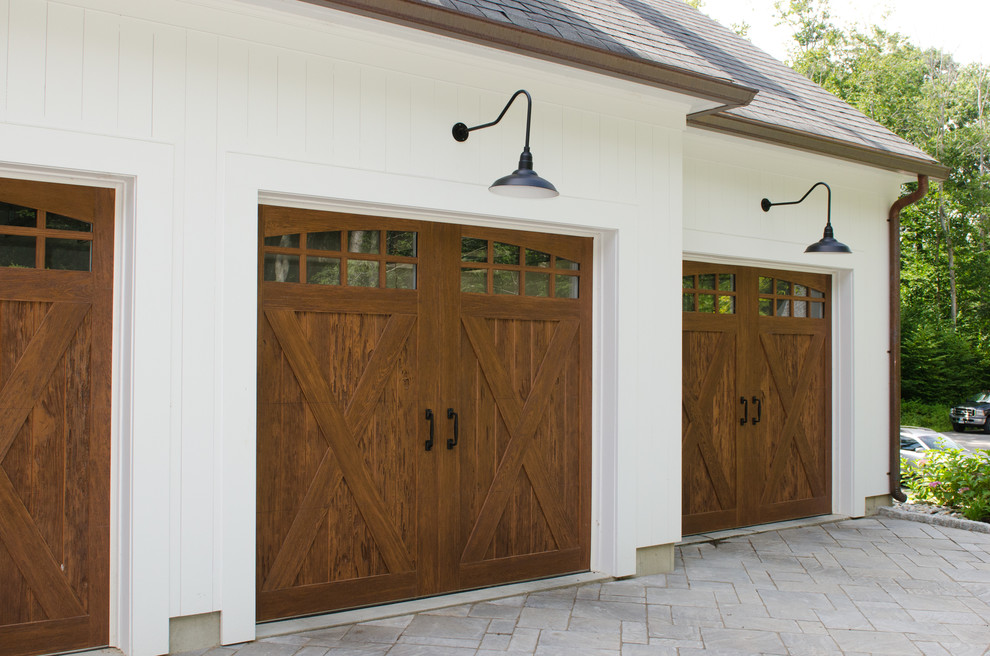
[682,262,831,535]
[257,206,592,621]
[0,178,113,655]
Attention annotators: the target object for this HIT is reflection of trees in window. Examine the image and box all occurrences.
[386,231,416,257]
[0,202,37,228]
[274,235,294,282]
[348,230,379,254]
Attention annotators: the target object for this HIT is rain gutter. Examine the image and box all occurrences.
[889,174,929,502]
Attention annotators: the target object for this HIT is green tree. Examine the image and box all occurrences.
[775,0,990,403]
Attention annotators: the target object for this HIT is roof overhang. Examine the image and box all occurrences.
[689,113,950,180]
[298,0,757,110]
[296,0,946,180]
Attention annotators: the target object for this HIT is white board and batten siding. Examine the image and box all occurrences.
[0,0,712,652]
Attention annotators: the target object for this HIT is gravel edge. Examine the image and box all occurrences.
[877,506,990,534]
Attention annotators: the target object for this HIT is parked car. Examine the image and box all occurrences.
[950,391,990,432]
[900,426,966,473]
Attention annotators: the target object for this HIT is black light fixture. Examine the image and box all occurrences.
[452,89,558,199]
[761,181,851,253]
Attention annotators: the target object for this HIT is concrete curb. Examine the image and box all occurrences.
[877,506,990,534]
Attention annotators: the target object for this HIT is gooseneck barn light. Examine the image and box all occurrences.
[761,181,851,253]
[452,89,559,199]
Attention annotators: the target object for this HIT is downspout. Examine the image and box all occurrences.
[889,174,929,501]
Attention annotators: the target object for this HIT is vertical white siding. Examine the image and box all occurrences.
[44,2,85,126]
[179,32,221,617]
[7,0,47,123]
[81,10,119,131]
[116,23,154,136]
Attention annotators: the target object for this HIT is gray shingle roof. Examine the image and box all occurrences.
[316,0,944,175]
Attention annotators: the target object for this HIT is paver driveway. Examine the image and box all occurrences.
[192,517,990,655]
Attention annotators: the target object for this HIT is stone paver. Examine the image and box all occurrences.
[180,517,990,655]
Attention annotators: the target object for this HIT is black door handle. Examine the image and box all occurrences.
[425,409,435,451]
[447,408,459,449]
[740,397,748,426]
[752,396,762,425]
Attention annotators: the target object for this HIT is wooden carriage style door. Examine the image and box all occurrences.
[257,206,591,621]
[0,178,114,656]
[681,262,831,535]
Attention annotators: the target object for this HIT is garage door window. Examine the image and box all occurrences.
[460,236,581,298]
[0,200,93,271]
[263,229,418,289]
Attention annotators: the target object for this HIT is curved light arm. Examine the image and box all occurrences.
[452,90,532,147]
[761,181,832,226]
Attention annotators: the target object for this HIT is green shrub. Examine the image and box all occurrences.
[903,448,990,521]
[901,319,990,404]
[900,399,952,433]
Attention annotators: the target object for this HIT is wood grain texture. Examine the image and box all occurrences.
[263,310,415,576]
[257,207,592,619]
[451,224,591,591]
[0,179,113,655]
[681,263,831,535]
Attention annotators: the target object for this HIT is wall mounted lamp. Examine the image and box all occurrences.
[761,181,851,253]
[452,89,558,199]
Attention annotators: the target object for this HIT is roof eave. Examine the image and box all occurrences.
[689,113,950,180]
[299,0,757,108]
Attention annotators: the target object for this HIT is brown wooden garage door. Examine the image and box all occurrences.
[257,206,591,621]
[0,178,113,655]
[682,262,831,535]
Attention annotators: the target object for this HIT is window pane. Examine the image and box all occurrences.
[698,294,715,313]
[307,256,340,285]
[699,274,716,290]
[810,288,825,299]
[759,276,773,294]
[777,299,790,317]
[555,257,579,270]
[45,238,91,271]
[308,231,341,252]
[718,274,735,291]
[494,270,519,295]
[525,248,550,267]
[385,262,416,289]
[347,230,379,254]
[555,274,579,299]
[347,259,379,286]
[461,237,488,262]
[682,275,694,289]
[718,296,735,314]
[263,253,299,282]
[759,298,773,316]
[493,242,519,265]
[0,235,35,268]
[386,231,417,257]
[794,283,808,297]
[0,202,36,228]
[776,280,790,295]
[794,300,808,317]
[810,302,824,319]
[461,268,486,293]
[525,271,550,297]
[46,213,92,232]
[683,293,695,312]
[264,233,300,248]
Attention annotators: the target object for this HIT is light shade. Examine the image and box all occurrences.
[489,148,558,198]
[805,224,851,253]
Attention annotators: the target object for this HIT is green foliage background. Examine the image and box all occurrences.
[768,0,990,411]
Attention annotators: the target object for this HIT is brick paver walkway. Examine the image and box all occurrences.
[187,517,990,655]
